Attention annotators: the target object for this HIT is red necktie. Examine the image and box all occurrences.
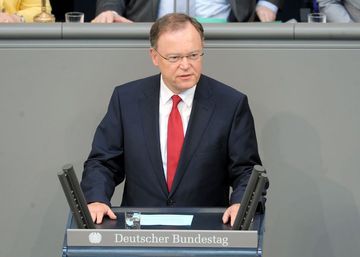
[167,95,184,191]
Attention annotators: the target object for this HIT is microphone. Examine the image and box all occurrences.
[58,164,95,229]
[232,165,268,230]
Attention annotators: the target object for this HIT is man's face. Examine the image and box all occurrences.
[150,22,203,94]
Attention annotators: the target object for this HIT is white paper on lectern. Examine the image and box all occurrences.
[140,214,193,226]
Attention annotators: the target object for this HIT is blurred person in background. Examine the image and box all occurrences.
[318,0,360,22]
[92,0,284,23]
[0,0,52,22]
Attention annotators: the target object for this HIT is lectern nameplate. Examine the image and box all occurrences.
[67,229,258,248]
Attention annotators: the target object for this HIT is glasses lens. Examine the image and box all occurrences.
[155,48,203,63]
[167,56,180,63]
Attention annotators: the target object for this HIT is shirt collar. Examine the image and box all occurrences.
[160,75,196,108]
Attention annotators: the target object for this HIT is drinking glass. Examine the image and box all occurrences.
[65,12,84,23]
[125,211,141,229]
[308,13,326,23]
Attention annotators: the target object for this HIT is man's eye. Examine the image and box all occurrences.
[168,56,180,62]
[189,53,199,59]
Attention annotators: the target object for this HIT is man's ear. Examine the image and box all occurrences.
[149,48,159,66]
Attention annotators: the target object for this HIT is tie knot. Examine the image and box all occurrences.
[171,95,182,107]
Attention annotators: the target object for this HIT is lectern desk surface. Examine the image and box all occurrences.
[62,207,264,257]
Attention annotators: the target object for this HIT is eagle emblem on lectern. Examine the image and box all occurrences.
[88,232,102,244]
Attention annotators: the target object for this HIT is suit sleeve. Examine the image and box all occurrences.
[227,95,262,204]
[80,88,125,207]
[96,0,127,15]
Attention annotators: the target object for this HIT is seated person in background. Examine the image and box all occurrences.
[80,13,263,225]
[93,0,284,23]
[318,0,360,22]
[0,0,52,23]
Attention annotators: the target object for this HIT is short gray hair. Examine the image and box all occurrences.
[149,13,204,49]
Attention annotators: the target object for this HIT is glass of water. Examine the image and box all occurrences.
[65,12,84,23]
[308,13,326,23]
[125,211,141,229]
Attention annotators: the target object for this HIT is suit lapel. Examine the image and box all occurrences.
[170,76,216,195]
[138,75,168,197]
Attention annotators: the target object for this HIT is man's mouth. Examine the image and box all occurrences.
[179,74,192,79]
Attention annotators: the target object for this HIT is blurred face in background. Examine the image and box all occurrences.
[150,22,204,94]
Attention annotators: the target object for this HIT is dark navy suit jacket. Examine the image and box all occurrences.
[81,74,261,207]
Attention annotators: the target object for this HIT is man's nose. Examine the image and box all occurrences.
[179,56,190,69]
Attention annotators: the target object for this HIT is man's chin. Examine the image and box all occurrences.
[176,78,198,88]
[177,82,196,91]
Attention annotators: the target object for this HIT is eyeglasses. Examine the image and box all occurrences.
[153,48,204,63]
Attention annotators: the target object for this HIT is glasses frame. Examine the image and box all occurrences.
[153,48,204,63]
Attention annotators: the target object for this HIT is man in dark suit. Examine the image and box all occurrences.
[92,0,284,23]
[81,13,262,225]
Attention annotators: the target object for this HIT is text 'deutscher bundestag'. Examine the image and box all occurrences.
[67,229,258,248]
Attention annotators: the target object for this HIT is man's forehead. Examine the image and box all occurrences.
[159,22,199,36]
[158,26,202,43]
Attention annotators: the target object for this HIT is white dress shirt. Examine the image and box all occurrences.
[159,76,196,178]
[158,0,230,19]
[158,0,278,19]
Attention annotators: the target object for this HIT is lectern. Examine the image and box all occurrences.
[61,207,265,257]
[59,165,266,257]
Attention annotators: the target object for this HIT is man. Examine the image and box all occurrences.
[93,0,284,23]
[318,0,360,22]
[80,13,262,226]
